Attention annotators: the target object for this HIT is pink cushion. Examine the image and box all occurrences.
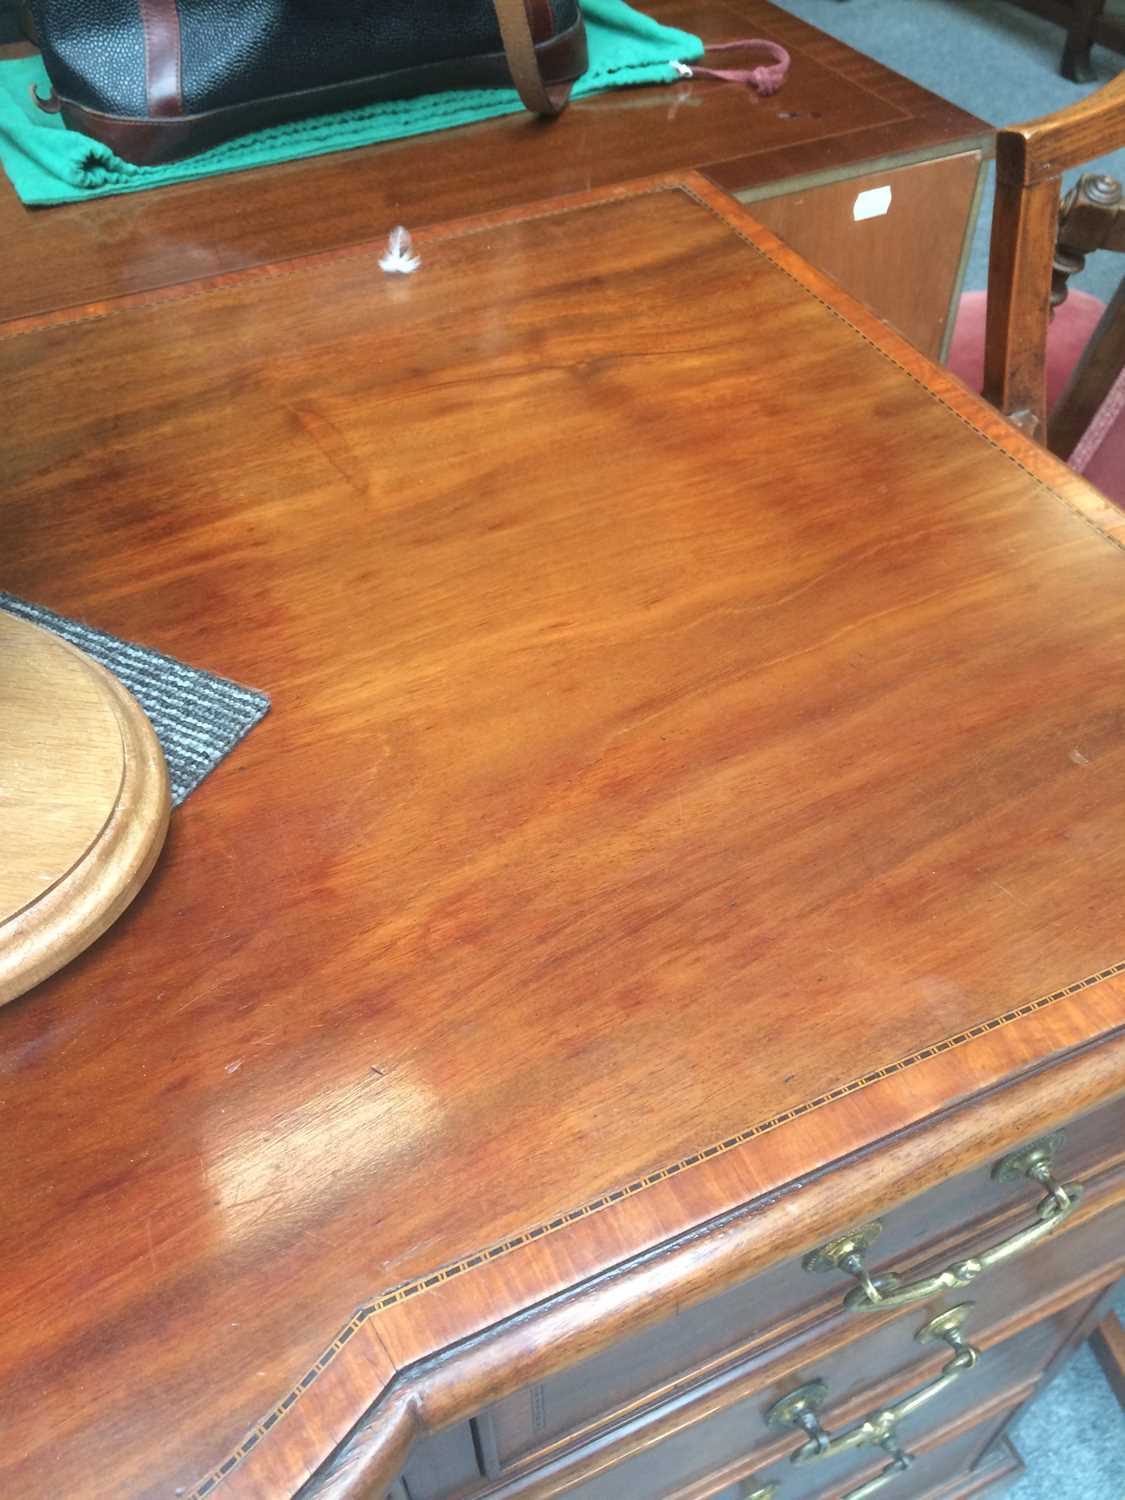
[1074,364,1125,497]
[948,289,1124,504]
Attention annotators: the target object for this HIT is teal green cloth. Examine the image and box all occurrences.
[0,1,702,205]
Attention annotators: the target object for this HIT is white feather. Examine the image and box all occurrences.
[379,226,422,275]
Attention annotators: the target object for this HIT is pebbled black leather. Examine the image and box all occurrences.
[29,0,147,114]
[31,0,582,116]
[180,0,538,112]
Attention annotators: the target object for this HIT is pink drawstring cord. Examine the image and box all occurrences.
[672,39,791,97]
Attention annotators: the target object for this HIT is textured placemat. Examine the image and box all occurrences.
[0,0,703,205]
[0,594,269,806]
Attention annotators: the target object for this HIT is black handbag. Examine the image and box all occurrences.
[28,0,587,165]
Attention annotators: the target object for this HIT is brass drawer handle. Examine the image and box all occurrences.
[765,1304,979,1499]
[803,1133,1082,1312]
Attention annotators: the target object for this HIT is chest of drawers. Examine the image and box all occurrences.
[390,1101,1124,1500]
[1,173,1124,1500]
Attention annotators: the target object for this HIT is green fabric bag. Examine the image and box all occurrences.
[0,0,703,206]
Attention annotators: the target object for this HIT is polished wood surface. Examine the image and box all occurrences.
[0,0,988,326]
[983,70,1125,437]
[2,169,1125,1499]
[999,67,1125,188]
[0,612,169,1005]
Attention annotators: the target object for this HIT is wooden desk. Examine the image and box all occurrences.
[0,0,990,357]
[1,168,1124,1500]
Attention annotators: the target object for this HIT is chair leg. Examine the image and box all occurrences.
[1060,0,1106,82]
[1090,1310,1125,1410]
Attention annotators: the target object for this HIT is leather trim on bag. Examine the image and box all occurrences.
[53,20,587,164]
[138,0,183,118]
[526,0,555,43]
[493,0,569,114]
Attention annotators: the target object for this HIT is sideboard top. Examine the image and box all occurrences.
[1,175,1122,1500]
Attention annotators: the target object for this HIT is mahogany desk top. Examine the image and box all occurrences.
[1,169,1124,1499]
[0,0,989,324]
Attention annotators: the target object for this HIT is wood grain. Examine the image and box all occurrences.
[0,613,169,1004]
[982,175,1060,438]
[996,68,1125,188]
[1,174,1124,1500]
[0,616,123,915]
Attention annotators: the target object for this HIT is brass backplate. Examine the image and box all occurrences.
[915,1302,974,1345]
[992,1132,1063,1183]
[766,1379,829,1428]
[802,1221,883,1274]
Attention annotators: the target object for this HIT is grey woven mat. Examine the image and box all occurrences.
[1,593,269,806]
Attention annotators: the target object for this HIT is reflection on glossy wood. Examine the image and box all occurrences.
[1,174,1124,1500]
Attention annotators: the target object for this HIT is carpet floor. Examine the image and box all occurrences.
[775,0,1125,302]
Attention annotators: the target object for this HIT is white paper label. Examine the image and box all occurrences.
[853,185,893,222]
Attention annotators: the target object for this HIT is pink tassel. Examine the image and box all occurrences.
[673,38,791,97]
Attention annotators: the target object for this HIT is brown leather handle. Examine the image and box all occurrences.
[492,0,572,116]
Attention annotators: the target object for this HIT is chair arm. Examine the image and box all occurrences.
[997,70,1125,187]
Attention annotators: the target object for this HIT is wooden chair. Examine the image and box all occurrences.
[976,69,1125,1390]
[997,0,1125,81]
[1045,174,1125,462]
[1091,1307,1125,1410]
[981,69,1125,455]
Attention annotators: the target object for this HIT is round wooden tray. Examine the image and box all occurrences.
[0,612,170,1007]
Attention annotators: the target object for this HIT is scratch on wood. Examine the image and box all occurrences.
[288,402,371,500]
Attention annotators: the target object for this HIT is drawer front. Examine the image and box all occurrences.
[704,1424,1019,1500]
[484,1099,1125,1470]
[794,1407,1021,1500]
[511,1297,1085,1500]
[471,1174,1124,1499]
[399,1421,483,1500]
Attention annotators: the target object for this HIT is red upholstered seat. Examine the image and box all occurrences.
[948,289,1124,504]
